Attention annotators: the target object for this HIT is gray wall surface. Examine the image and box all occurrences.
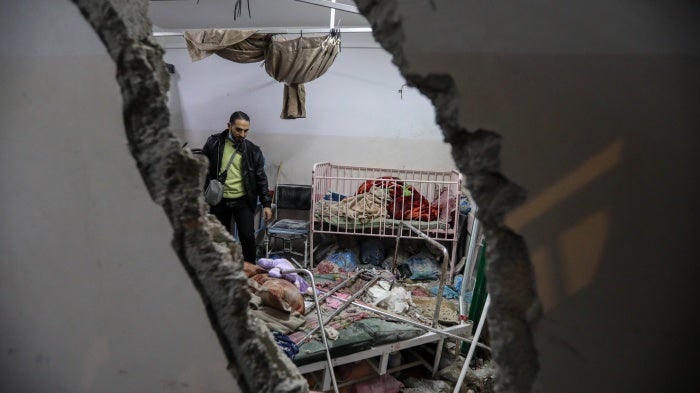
[399,1,699,391]
[2,0,699,393]
[0,1,239,392]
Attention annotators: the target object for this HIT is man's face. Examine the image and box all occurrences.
[228,119,250,143]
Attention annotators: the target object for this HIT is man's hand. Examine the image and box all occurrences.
[263,207,273,222]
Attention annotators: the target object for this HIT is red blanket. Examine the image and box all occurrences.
[356,176,438,221]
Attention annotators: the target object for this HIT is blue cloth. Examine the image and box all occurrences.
[326,249,359,271]
[272,331,299,359]
[459,197,472,214]
[323,191,346,201]
[430,285,460,299]
[454,275,463,293]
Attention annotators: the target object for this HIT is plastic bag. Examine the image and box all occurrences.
[367,285,393,306]
[403,252,440,280]
[459,196,472,215]
[386,287,412,313]
[325,249,359,271]
[430,285,460,299]
[366,282,413,314]
[454,274,463,293]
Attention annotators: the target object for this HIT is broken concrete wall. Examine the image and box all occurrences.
[1,0,306,392]
[3,1,699,393]
[356,1,700,392]
[68,1,308,392]
[0,1,246,392]
[354,2,538,392]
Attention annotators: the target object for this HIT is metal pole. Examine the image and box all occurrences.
[459,205,480,318]
[281,269,339,393]
[299,273,380,343]
[453,294,490,393]
[293,0,360,13]
[403,223,448,328]
[316,289,491,352]
[391,222,403,274]
[152,27,372,37]
[329,0,336,29]
[303,274,356,315]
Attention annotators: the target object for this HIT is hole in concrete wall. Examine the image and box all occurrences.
[71,1,541,392]
[352,3,542,392]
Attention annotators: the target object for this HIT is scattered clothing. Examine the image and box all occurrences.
[272,331,300,359]
[430,285,461,300]
[249,293,306,334]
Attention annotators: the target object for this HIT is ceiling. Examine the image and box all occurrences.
[148,0,370,30]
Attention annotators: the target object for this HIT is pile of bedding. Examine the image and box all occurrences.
[245,256,459,364]
[315,176,457,226]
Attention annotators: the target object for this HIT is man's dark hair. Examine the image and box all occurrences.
[229,111,250,123]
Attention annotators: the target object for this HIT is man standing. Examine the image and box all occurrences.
[201,111,273,262]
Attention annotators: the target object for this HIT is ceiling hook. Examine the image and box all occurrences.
[398,83,408,100]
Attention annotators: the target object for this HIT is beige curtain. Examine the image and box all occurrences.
[264,35,340,119]
[183,29,340,119]
[184,29,269,63]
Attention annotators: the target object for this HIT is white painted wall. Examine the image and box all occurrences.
[0,1,239,392]
[158,35,457,185]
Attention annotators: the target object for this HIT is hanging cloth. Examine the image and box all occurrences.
[183,29,269,63]
[183,29,340,119]
[264,35,340,119]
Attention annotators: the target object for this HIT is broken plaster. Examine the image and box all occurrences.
[70,1,308,393]
[70,0,542,392]
[354,1,542,392]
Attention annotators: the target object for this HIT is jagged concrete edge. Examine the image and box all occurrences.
[354,1,542,392]
[68,1,308,392]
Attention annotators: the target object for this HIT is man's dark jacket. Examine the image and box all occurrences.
[201,130,272,210]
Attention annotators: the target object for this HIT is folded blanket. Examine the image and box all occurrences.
[316,186,389,222]
[249,293,306,334]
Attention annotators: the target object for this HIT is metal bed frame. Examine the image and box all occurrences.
[275,163,477,392]
[297,323,472,392]
[296,163,473,391]
[310,162,463,275]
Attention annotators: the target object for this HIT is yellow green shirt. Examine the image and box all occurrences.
[220,138,246,198]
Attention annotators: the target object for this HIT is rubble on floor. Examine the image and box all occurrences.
[308,350,497,393]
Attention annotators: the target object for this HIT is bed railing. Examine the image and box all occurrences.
[311,162,462,241]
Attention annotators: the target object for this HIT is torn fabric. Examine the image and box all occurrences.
[264,35,340,119]
[183,29,340,119]
[184,29,268,63]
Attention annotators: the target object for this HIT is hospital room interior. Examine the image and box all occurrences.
[1,1,698,393]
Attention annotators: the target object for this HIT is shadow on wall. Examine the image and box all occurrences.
[506,139,623,311]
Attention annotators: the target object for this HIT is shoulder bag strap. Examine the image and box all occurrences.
[217,146,239,181]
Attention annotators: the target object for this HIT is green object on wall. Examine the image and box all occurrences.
[461,239,488,355]
[468,239,488,333]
